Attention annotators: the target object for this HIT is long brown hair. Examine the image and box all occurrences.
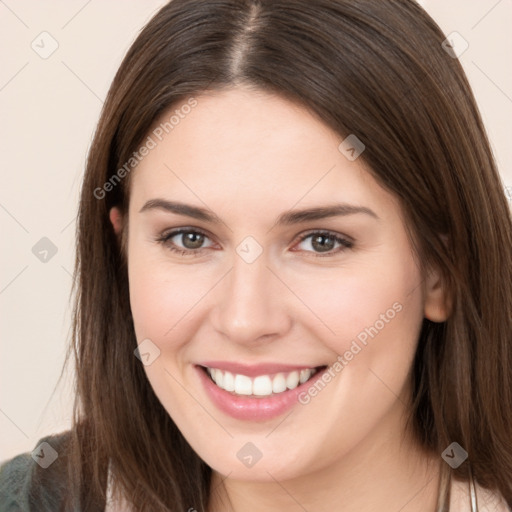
[66,0,512,510]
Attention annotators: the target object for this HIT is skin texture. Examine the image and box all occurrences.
[110,87,450,512]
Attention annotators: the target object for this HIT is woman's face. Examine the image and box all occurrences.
[113,87,446,482]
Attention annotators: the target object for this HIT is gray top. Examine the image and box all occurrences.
[0,432,81,512]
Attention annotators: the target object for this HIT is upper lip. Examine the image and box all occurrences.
[198,361,325,377]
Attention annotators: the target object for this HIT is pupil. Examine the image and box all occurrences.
[312,234,334,252]
[183,232,204,249]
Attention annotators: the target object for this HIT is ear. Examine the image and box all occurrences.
[423,266,451,322]
[109,207,124,236]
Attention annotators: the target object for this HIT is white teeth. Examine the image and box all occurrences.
[223,371,235,392]
[234,374,252,395]
[272,373,287,393]
[253,375,273,396]
[206,367,317,396]
[213,369,223,388]
[286,371,300,390]
[299,369,310,384]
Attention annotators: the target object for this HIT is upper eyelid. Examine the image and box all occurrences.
[298,229,353,244]
[160,226,215,241]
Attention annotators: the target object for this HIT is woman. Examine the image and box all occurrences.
[1,0,511,510]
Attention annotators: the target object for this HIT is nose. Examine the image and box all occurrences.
[210,254,292,345]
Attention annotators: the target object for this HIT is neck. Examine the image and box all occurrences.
[208,407,441,512]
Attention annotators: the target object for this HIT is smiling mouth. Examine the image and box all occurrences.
[200,365,327,398]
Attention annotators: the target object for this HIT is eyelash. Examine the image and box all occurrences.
[155,228,354,258]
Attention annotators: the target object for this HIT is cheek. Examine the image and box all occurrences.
[289,255,424,365]
[127,252,208,415]
[128,253,208,346]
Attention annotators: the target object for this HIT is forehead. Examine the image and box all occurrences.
[129,87,398,221]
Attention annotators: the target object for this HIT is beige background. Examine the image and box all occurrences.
[1,0,511,462]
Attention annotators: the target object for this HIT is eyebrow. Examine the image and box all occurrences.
[139,199,379,224]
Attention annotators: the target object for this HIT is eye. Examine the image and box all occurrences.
[294,231,353,255]
[157,228,215,255]
[156,228,353,257]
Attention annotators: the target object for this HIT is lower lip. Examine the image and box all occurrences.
[196,366,325,421]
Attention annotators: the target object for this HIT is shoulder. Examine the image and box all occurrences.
[450,477,511,512]
[0,450,32,511]
[0,431,75,512]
